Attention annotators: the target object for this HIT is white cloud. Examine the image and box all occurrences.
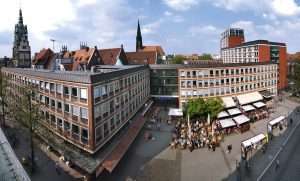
[142,28,155,34]
[230,21,253,30]
[163,0,201,11]
[164,11,173,16]
[262,13,280,25]
[173,15,185,22]
[189,25,222,35]
[212,0,300,16]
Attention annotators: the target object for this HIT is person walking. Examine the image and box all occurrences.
[275,160,280,172]
[227,144,232,154]
[290,118,293,125]
[55,161,59,174]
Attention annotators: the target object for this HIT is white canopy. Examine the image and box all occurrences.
[168,108,183,116]
[268,116,285,126]
[242,133,265,148]
[227,108,242,116]
[242,105,255,112]
[233,115,250,125]
[253,101,266,108]
[217,111,229,118]
[221,97,236,108]
[236,92,263,105]
[219,118,236,128]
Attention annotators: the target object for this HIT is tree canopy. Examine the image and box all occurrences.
[186,97,223,121]
[171,56,185,64]
[289,61,300,90]
[198,53,213,60]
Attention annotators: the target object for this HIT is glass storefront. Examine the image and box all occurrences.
[150,69,178,96]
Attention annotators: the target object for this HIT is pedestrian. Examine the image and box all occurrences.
[262,145,266,154]
[227,144,232,153]
[275,160,280,172]
[55,161,59,174]
[157,123,161,131]
[290,118,293,125]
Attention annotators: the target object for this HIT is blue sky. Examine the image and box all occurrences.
[1,0,300,57]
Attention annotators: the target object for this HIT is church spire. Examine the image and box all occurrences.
[18,8,23,25]
[136,20,143,51]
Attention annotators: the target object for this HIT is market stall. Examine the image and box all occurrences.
[233,114,250,133]
[242,105,255,112]
[241,133,266,160]
[217,111,229,119]
[218,118,237,134]
[267,116,286,136]
[236,91,263,105]
[227,108,242,116]
[253,101,266,109]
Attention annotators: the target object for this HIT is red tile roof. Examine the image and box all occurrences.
[126,51,157,65]
[32,48,55,68]
[71,48,95,71]
[141,46,165,56]
[176,54,199,60]
[99,48,121,65]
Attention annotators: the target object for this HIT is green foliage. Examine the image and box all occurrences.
[186,97,224,122]
[198,53,213,60]
[171,56,185,64]
[289,63,300,90]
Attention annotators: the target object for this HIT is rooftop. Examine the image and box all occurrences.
[2,65,148,84]
[149,61,277,69]
[221,40,286,50]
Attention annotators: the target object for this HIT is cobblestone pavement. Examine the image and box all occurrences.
[101,98,300,181]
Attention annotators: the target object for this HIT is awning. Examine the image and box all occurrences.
[217,111,229,118]
[168,108,183,116]
[242,133,265,148]
[233,115,250,125]
[259,90,275,99]
[253,101,266,108]
[102,117,146,173]
[268,116,285,126]
[219,118,236,128]
[242,105,255,112]
[221,97,236,108]
[227,108,242,116]
[236,91,263,105]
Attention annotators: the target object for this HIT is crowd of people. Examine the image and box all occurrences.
[169,120,223,152]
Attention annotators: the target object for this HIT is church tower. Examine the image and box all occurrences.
[12,8,31,68]
[136,20,143,52]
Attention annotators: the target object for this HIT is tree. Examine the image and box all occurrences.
[171,56,185,64]
[204,97,223,120]
[198,53,213,60]
[186,97,224,121]
[0,68,9,127]
[8,84,42,173]
[289,61,300,91]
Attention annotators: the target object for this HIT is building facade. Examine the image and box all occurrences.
[220,28,244,49]
[177,63,278,109]
[12,9,31,68]
[2,65,150,154]
[220,29,287,90]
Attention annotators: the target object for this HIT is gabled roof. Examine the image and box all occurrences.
[126,51,157,65]
[71,48,95,71]
[141,46,165,56]
[32,48,55,68]
[99,48,122,65]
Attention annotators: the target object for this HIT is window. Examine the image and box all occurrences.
[45,82,50,90]
[94,105,101,119]
[56,84,62,94]
[64,120,70,131]
[63,86,69,95]
[71,87,78,97]
[57,118,62,127]
[64,103,69,113]
[72,105,79,117]
[101,85,107,96]
[80,107,88,120]
[57,101,62,110]
[104,122,109,137]
[72,124,79,135]
[96,126,103,142]
[94,86,101,102]
[110,118,115,131]
[80,88,87,99]
[51,114,56,124]
[81,129,88,142]
[50,83,55,91]
[51,99,55,107]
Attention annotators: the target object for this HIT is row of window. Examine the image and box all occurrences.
[181,80,277,97]
[41,111,89,144]
[7,73,88,100]
[180,66,277,77]
[180,73,277,87]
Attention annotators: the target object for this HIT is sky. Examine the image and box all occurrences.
[1,0,300,57]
